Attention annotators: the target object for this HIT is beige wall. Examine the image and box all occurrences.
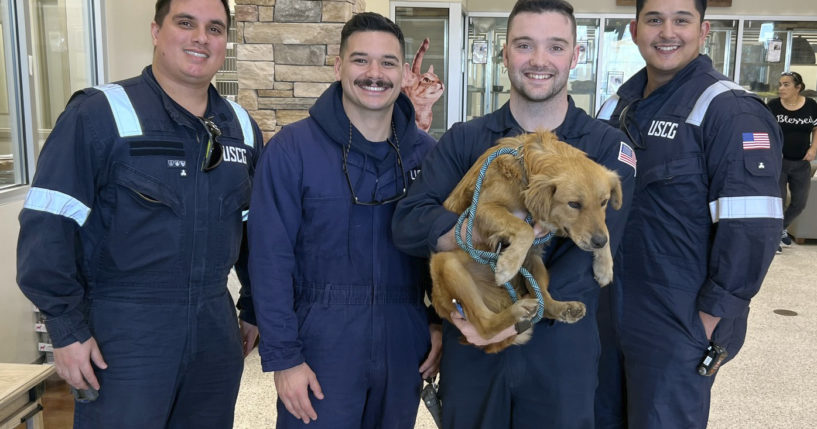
[0,198,39,363]
[367,0,390,16]
[103,1,155,82]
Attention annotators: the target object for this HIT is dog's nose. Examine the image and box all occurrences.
[591,235,608,249]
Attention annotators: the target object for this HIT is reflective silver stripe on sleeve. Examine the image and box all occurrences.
[94,83,143,137]
[227,99,255,148]
[23,187,91,227]
[596,94,620,120]
[708,196,783,223]
[686,80,746,126]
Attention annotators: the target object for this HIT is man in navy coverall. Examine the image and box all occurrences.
[248,13,441,428]
[594,0,783,427]
[391,1,635,427]
[16,0,261,427]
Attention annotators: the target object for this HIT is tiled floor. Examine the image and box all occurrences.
[34,241,817,428]
[233,240,817,429]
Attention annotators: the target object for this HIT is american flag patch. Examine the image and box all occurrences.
[618,142,637,173]
[742,132,770,150]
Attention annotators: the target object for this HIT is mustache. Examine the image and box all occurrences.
[354,78,394,89]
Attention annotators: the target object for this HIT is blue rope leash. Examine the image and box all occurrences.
[453,146,553,323]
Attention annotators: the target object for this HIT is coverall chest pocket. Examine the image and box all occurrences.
[213,176,252,269]
[638,156,711,261]
[105,163,185,274]
[640,155,708,208]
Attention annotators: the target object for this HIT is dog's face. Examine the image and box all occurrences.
[521,138,622,251]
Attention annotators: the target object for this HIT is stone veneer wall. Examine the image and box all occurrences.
[235,0,366,142]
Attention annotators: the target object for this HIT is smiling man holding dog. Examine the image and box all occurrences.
[392,0,635,427]
[594,0,783,428]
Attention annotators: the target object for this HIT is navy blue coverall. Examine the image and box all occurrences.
[391,98,635,429]
[248,82,436,429]
[594,55,783,429]
[16,66,261,428]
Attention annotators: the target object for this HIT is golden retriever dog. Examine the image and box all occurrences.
[430,131,622,353]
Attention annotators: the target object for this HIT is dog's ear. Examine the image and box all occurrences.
[523,175,556,217]
[608,171,623,210]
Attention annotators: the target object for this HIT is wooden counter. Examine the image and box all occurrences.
[0,364,56,429]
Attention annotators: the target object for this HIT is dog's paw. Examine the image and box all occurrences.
[554,301,586,323]
[511,298,540,320]
[494,252,526,285]
[513,326,534,345]
[594,263,613,287]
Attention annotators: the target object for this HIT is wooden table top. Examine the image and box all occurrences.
[0,364,56,406]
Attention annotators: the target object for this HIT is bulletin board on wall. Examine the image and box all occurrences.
[615,0,732,5]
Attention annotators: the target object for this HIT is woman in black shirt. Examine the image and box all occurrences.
[768,71,817,248]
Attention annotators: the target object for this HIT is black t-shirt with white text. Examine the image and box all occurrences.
[768,97,817,160]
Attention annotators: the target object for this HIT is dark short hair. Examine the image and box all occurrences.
[781,71,806,93]
[636,0,706,22]
[154,0,231,29]
[507,0,577,44]
[340,12,405,58]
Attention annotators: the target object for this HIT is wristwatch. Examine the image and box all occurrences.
[514,318,532,334]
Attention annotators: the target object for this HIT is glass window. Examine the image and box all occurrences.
[0,2,16,188]
[740,20,817,102]
[705,20,739,80]
[0,0,97,191]
[395,7,450,138]
[570,18,600,114]
[464,16,506,121]
[597,18,644,110]
[29,0,96,158]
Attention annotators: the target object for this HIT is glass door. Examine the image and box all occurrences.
[395,6,458,138]
[0,0,99,190]
[464,16,506,122]
[705,19,739,80]
[0,0,19,187]
[570,17,600,114]
[28,0,97,157]
[596,18,643,111]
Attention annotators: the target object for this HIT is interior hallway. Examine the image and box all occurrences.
[33,241,817,428]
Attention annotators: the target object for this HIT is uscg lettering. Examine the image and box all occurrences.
[647,120,678,139]
[223,146,248,165]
